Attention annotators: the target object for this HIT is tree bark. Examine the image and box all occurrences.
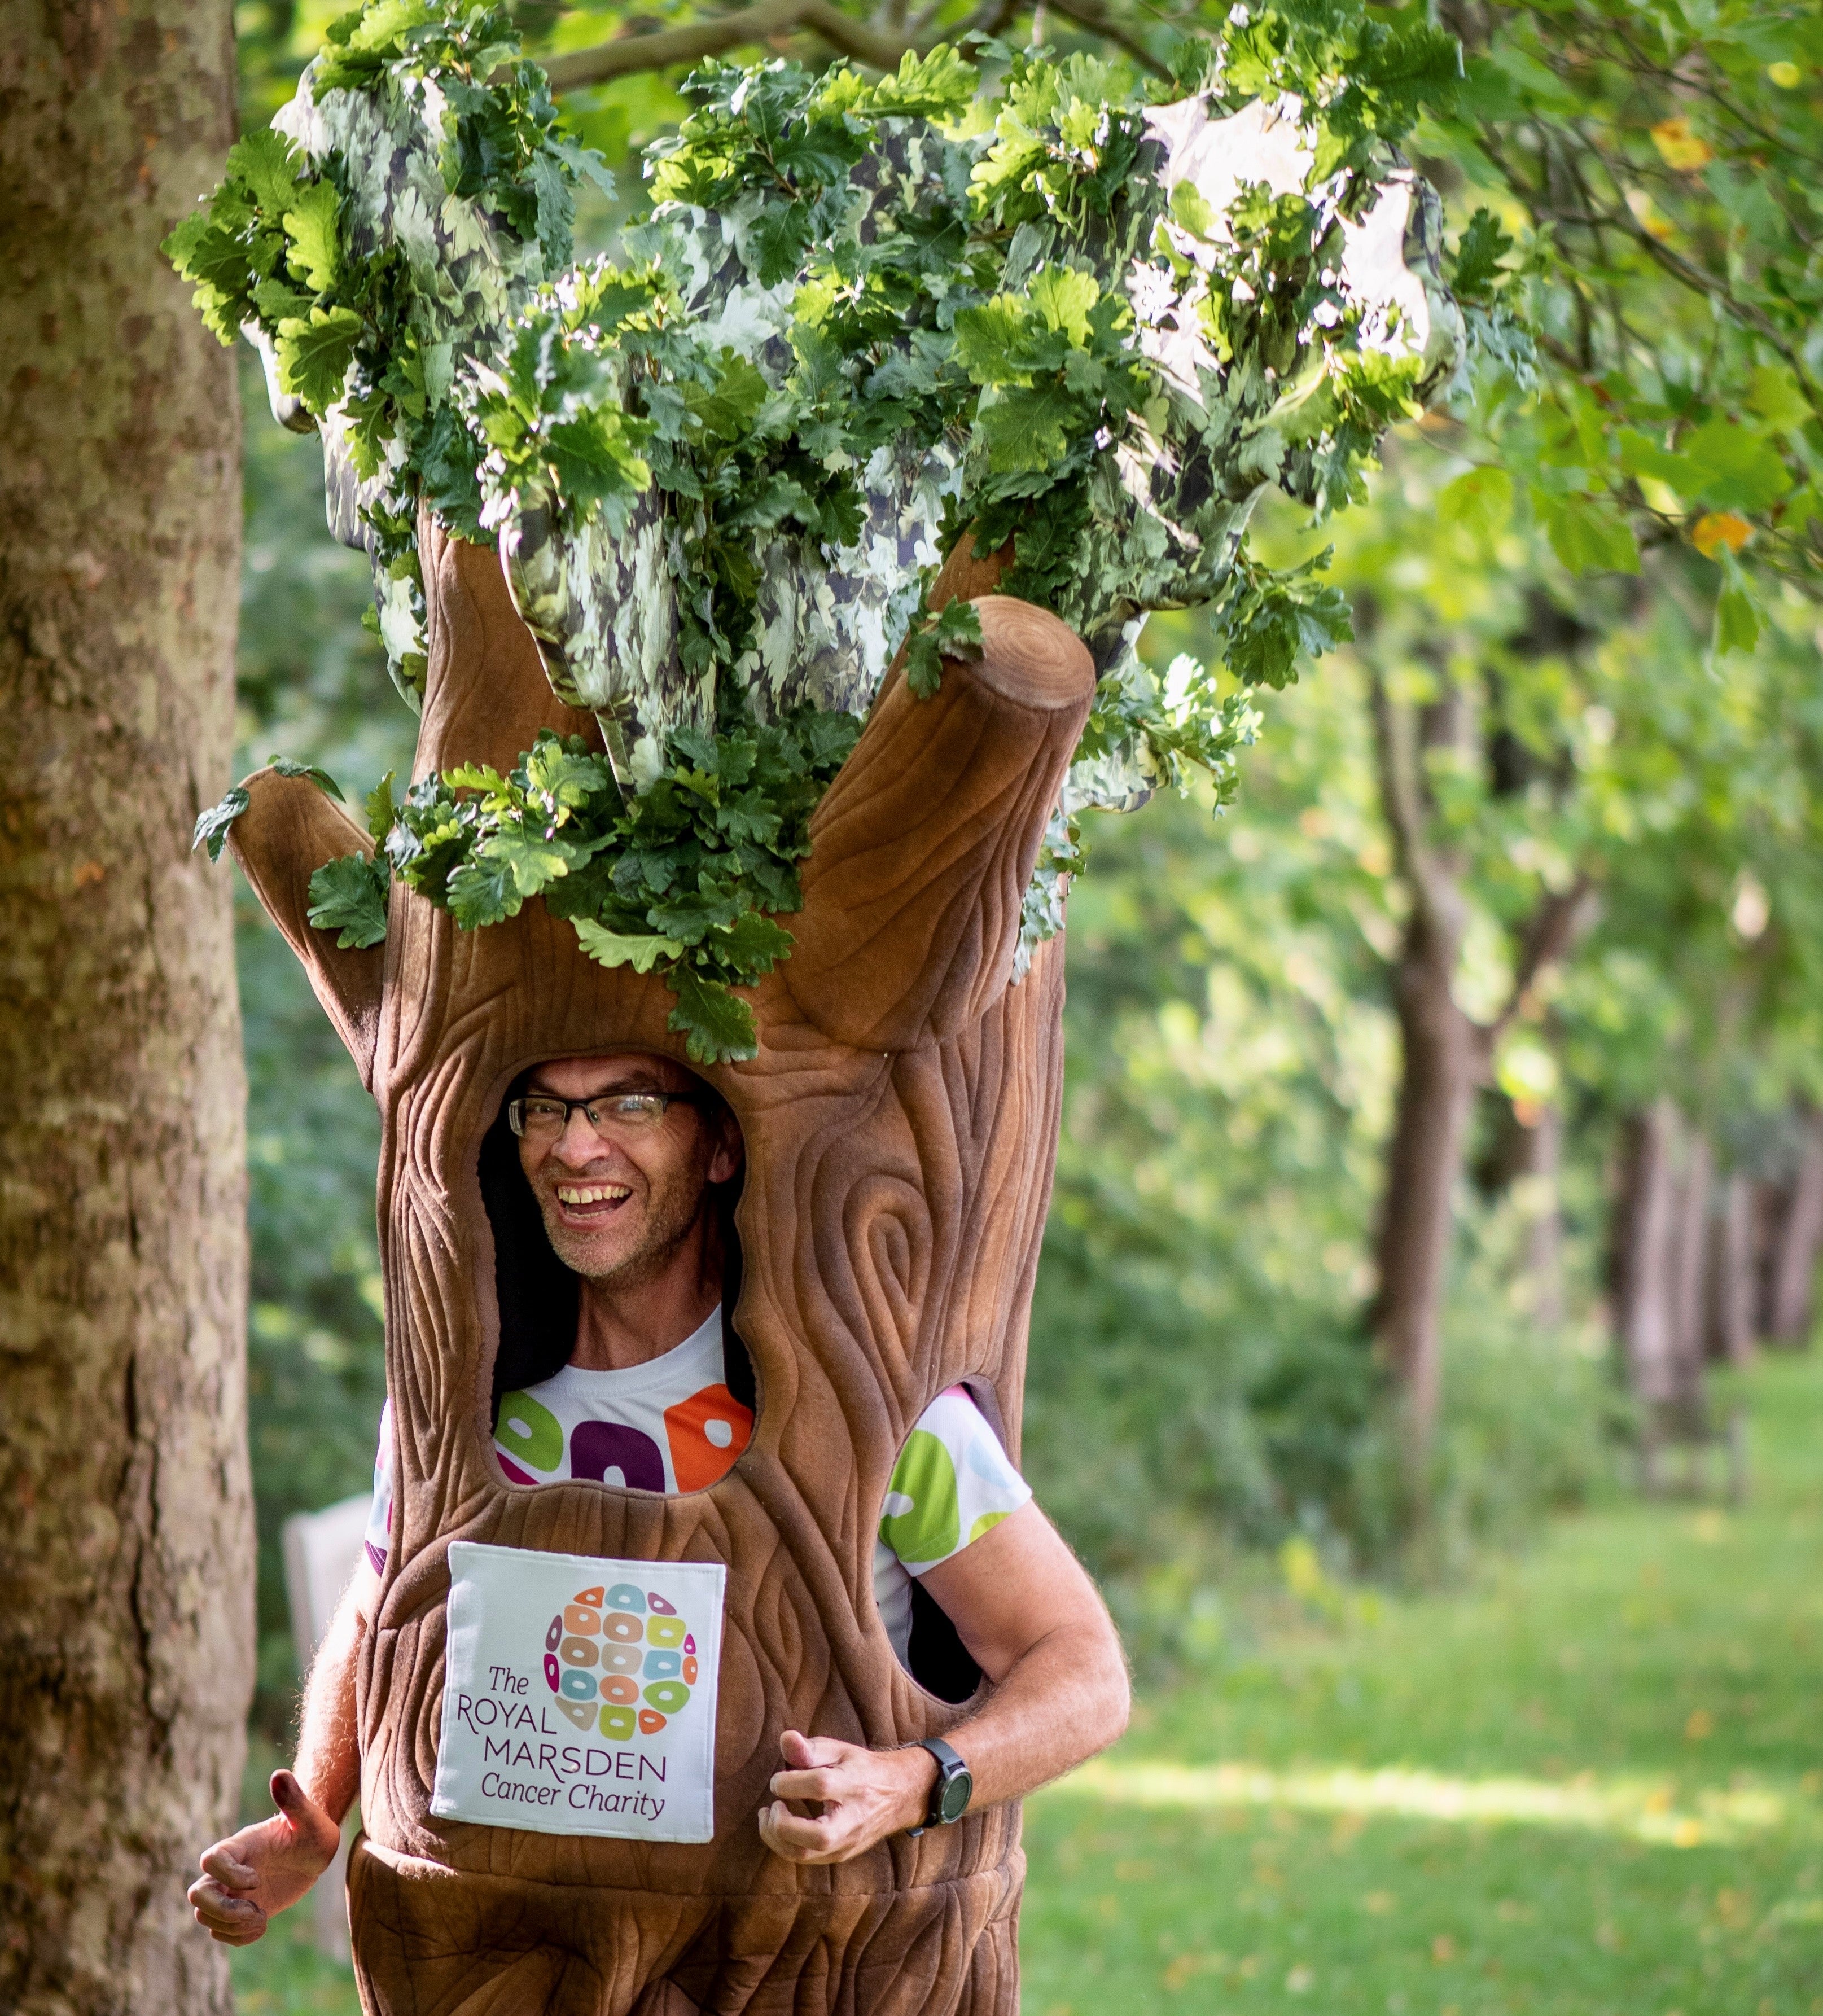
[1766,1107,1823,1346]
[1365,667,1587,1493]
[1514,1102,1565,1329]
[1707,1171,1755,1365]
[0,8,250,2014]
[1669,1124,1710,1403]
[1366,675,1475,1485]
[1613,1101,1681,1408]
[1613,1098,1712,1419]
[1371,882,1474,1470]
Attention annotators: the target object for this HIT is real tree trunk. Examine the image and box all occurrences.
[1514,1102,1565,1329]
[1366,680,1476,1495]
[1613,1099,1680,1408]
[1669,1126,1710,1405]
[1707,1171,1755,1365]
[1767,1107,1823,1346]
[1614,1097,1711,1423]
[1370,895,1474,1479]
[0,9,250,2014]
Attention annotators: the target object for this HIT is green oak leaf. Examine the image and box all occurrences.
[225,126,303,216]
[275,307,362,411]
[365,770,397,845]
[305,852,389,949]
[282,180,342,294]
[571,921,686,972]
[667,966,759,1064]
[904,597,984,700]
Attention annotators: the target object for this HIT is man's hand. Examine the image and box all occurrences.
[759,1730,939,1865]
[188,1769,342,1945]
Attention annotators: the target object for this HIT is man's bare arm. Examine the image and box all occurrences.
[759,1503,1129,1865]
[188,1557,380,1944]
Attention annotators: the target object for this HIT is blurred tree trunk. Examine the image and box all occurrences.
[1366,674,1474,1488]
[1707,1171,1755,1365]
[1613,1099,1681,1406]
[1366,668,1587,1500]
[0,8,250,2015]
[1765,1107,1823,1346]
[1614,1099,1712,1462]
[1515,1102,1565,1328]
[1670,1125,1710,1397]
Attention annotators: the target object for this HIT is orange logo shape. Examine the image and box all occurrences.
[663,1383,754,1491]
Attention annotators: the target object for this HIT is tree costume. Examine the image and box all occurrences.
[174,6,1469,2008]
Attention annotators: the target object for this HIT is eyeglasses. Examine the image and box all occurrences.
[507,1090,703,1141]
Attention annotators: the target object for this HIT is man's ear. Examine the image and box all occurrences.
[707,1112,743,1187]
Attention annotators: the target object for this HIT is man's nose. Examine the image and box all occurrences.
[553,1111,606,1165]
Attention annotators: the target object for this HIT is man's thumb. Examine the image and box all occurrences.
[270,1769,326,1835]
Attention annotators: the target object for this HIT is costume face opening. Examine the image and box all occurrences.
[476,1057,757,1461]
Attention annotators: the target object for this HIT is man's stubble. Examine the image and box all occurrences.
[537,1150,712,1292]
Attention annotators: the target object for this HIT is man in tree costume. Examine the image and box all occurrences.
[172,6,1468,2007]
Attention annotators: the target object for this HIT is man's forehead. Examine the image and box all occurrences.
[524,1051,694,1094]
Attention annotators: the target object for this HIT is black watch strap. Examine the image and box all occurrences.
[906,1737,972,1835]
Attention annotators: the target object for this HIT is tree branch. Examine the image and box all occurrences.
[1036,0,1171,76]
[540,0,1171,89]
[1485,874,1594,1044]
[541,0,918,87]
[1367,661,1425,892]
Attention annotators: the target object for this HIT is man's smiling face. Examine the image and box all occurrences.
[515,1053,740,1287]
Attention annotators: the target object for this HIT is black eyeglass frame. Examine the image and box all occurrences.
[505,1089,707,1139]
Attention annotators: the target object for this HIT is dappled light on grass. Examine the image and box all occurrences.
[1046,1756,1811,1848]
[1021,1356,1823,2016]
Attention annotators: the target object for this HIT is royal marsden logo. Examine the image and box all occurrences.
[543,1580,699,1743]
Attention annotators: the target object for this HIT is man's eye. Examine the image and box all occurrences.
[524,1099,567,1120]
[607,1097,663,1119]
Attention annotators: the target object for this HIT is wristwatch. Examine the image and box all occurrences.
[906,1737,973,1835]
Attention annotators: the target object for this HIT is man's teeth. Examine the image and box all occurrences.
[556,1184,630,1206]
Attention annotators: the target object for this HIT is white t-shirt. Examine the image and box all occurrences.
[363,1305,1030,1669]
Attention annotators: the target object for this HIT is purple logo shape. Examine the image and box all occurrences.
[569,1420,666,1493]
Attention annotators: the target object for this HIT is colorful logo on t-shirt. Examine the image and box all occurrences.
[541,1580,701,1743]
[496,1383,753,1492]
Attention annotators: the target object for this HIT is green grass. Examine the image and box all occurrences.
[233,1356,1823,2015]
[1022,1354,1823,2016]
[230,1905,363,2015]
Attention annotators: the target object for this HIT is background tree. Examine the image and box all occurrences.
[0,5,252,2014]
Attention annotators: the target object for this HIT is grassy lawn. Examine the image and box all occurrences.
[233,1355,1823,2014]
[1022,1354,1823,2016]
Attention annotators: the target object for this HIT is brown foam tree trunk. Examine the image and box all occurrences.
[226,522,1094,2016]
[0,7,249,2014]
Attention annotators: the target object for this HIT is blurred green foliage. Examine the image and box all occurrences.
[237,356,414,1735]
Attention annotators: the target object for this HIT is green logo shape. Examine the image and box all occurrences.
[879,1428,961,1566]
[497,1389,563,1473]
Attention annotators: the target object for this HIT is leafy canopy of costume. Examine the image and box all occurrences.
[170,0,1504,1059]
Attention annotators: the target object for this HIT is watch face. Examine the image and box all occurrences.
[938,1767,973,1825]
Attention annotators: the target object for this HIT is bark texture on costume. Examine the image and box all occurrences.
[230,523,1093,2015]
